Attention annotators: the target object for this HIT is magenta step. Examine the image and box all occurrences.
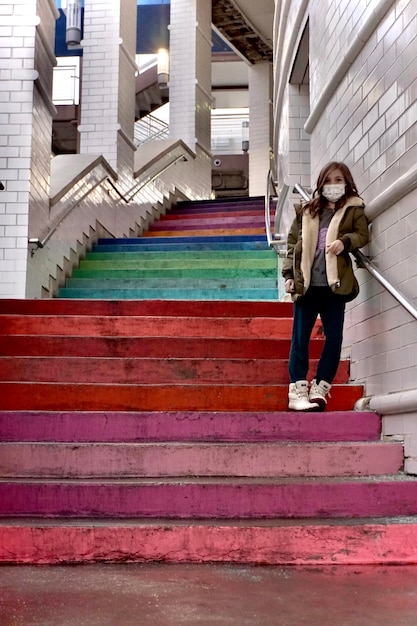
[0,356,350,384]
[2,518,417,565]
[1,478,417,518]
[0,411,381,443]
[147,217,266,231]
[0,299,294,318]
[0,441,402,479]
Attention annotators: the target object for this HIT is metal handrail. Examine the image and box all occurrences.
[264,169,287,252]
[291,183,417,321]
[29,154,187,253]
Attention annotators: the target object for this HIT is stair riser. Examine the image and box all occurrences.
[0,411,381,443]
[0,442,403,478]
[0,337,298,359]
[0,358,350,384]
[65,278,278,290]
[93,242,270,252]
[70,269,277,280]
[161,210,272,220]
[1,481,417,518]
[87,249,274,259]
[59,288,280,300]
[143,228,266,238]
[0,383,364,412]
[0,316,298,338]
[0,300,294,317]
[2,523,416,565]
[148,218,266,231]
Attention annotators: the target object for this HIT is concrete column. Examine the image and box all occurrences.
[0,0,58,298]
[248,62,273,197]
[78,0,137,179]
[169,0,212,197]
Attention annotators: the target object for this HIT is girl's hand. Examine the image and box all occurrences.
[285,278,295,293]
[327,239,344,255]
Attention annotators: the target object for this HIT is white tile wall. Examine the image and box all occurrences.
[248,62,273,197]
[274,0,417,449]
[168,0,212,197]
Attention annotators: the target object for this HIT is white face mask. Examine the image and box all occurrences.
[322,184,345,202]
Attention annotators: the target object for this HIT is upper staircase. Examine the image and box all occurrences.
[1,195,417,565]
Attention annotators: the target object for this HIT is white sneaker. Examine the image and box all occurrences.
[288,380,319,411]
[309,379,332,410]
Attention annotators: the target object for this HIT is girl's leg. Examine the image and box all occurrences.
[288,288,320,382]
[315,290,346,384]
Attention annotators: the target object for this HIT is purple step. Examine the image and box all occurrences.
[0,411,382,443]
[1,478,417,518]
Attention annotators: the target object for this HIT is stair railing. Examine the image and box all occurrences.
[29,153,187,254]
[292,182,417,321]
[265,170,287,253]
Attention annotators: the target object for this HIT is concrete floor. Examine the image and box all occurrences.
[1,564,417,625]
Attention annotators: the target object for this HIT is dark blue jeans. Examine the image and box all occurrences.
[288,286,346,384]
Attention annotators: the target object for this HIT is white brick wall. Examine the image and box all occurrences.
[0,0,59,298]
[168,0,212,196]
[79,0,137,176]
[248,62,273,197]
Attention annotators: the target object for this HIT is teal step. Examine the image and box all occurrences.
[58,287,279,300]
[78,259,276,271]
[65,277,277,290]
[72,268,277,279]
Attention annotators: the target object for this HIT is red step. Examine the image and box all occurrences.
[0,356,350,384]
[0,382,363,411]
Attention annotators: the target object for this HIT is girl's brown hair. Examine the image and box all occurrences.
[304,162,359,217]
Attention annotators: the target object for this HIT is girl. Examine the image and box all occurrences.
[282,162,369,411]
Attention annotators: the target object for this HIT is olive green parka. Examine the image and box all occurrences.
[281,196,369,302]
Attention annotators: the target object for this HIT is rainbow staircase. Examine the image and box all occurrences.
[1,196,417,565]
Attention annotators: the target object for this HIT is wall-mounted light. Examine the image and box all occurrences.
[157,48,169,89]
[242,120,249,153]
[65,0,82,48]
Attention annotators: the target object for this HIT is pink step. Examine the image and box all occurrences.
[0,411,382,443]
[1,519,417,565]
[1,478,417,518]
[0,441,403,478]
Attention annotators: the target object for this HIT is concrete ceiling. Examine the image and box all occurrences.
[212,0,274,64]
